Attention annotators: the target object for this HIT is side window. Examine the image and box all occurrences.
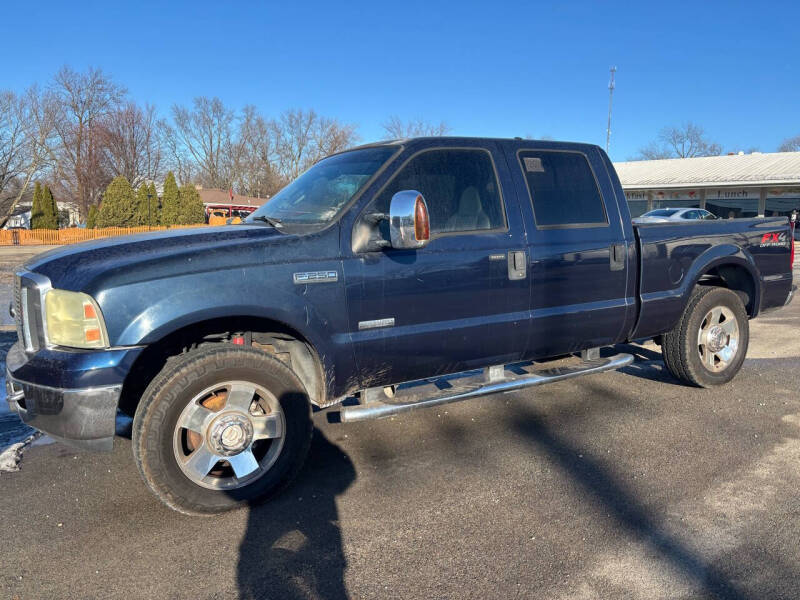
[518,150,608,228]
[372,149,506,234]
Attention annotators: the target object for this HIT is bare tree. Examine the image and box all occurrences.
[661,123,722,158]
[160,120,195,185]
[778,135,800,152]
[168,96,235,189]
[381,116,451,139]
[271,109,316,184]
[313,115,359,158]
[636,122,722,160]
[636,141,673,160]
[229,105,279,198]
[0,91,29,196]
[271,108,359,184]
[98,102,163,187]
[0,86,58,226]
[50,66,125,216]
[162,101,360,195]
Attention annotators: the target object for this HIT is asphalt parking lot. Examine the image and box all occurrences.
[0,247,798,600]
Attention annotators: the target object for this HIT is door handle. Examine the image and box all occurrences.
[610,243,626,271]
[508,250,527,280]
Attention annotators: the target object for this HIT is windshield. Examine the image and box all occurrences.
[247,146,397,227]
[644,209,679,217]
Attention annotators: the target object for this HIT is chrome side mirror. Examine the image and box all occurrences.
[389,190,430,249]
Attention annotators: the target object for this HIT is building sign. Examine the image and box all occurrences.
[707,189,759,201]
[650,189,700,209]
[705,188,759,218]
[652,189,700,202]
[624,191,647,201]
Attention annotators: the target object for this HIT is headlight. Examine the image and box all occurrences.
[44,289,109,349]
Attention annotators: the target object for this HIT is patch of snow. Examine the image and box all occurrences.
[0,442,25,471]
[0,432,40,472]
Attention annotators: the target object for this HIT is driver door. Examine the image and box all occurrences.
[342,143,531,389]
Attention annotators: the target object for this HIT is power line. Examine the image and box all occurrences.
[606,66,617,154]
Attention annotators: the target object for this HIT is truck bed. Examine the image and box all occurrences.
[630,217,794,340]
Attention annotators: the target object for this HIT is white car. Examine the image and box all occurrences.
[633,207,718,224]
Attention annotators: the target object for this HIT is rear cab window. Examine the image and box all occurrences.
[517,150,608,228]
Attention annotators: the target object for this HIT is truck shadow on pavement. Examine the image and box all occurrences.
[509,401,755,600]
[609,343,686,387]
[236,430,355,600]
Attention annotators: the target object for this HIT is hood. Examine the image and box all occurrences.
[24,224,297,292]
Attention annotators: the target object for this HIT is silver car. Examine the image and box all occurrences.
[633,207,718,224]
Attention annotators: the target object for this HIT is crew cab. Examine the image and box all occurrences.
[6,137,795,514]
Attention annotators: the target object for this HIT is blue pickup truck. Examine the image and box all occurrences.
[7,137,795,514]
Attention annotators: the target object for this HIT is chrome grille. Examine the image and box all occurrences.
[14,272,45,353]
[13,274,24,346]
[21,287,34,350]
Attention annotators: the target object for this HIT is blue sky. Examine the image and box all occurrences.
[2,0,798,161]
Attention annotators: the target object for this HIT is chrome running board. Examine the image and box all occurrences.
[339,352,633,423]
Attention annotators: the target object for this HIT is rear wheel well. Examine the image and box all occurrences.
[118,317,325,417]
[697,264,757,316]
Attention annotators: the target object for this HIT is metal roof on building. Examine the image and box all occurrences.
[614,152,800,190]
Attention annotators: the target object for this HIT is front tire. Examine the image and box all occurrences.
[662,286,749,387]
[132,346,313,515]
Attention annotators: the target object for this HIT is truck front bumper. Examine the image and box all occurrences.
[5,341,143,451]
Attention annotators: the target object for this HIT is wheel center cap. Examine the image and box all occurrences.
[707,326,727,353]
[208,413,254,456]
[222,425,244,446]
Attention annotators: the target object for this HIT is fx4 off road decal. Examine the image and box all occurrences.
[759,232,790,248]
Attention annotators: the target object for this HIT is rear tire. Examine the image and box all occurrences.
[662,286,749,387]
[132,345,313,515]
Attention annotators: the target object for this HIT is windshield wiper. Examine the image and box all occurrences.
[251,215,283,228]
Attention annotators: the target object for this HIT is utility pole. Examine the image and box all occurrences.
[606,66,617,154]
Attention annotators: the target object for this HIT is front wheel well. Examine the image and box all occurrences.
[118,317,325,417]
[697,264,757,316]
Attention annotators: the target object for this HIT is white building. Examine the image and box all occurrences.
[614,151,800,219]
[2,200,80,229]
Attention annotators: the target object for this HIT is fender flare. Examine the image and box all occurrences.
[680,243,761,315]
[115,288,341,399]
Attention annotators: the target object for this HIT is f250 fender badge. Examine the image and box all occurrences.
[293,271,338,284]
[358,318,395,330]
[759,232,789,247]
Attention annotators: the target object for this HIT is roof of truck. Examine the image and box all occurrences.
[348,136,600,152]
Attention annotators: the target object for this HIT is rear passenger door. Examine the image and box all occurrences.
[343,143,530,388]
[506,145,632,359]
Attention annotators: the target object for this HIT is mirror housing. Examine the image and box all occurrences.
[389,190,430,249]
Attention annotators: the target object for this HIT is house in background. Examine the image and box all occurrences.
[197,187,268,222]
[6,207,32,228]
[0,185,81,229]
